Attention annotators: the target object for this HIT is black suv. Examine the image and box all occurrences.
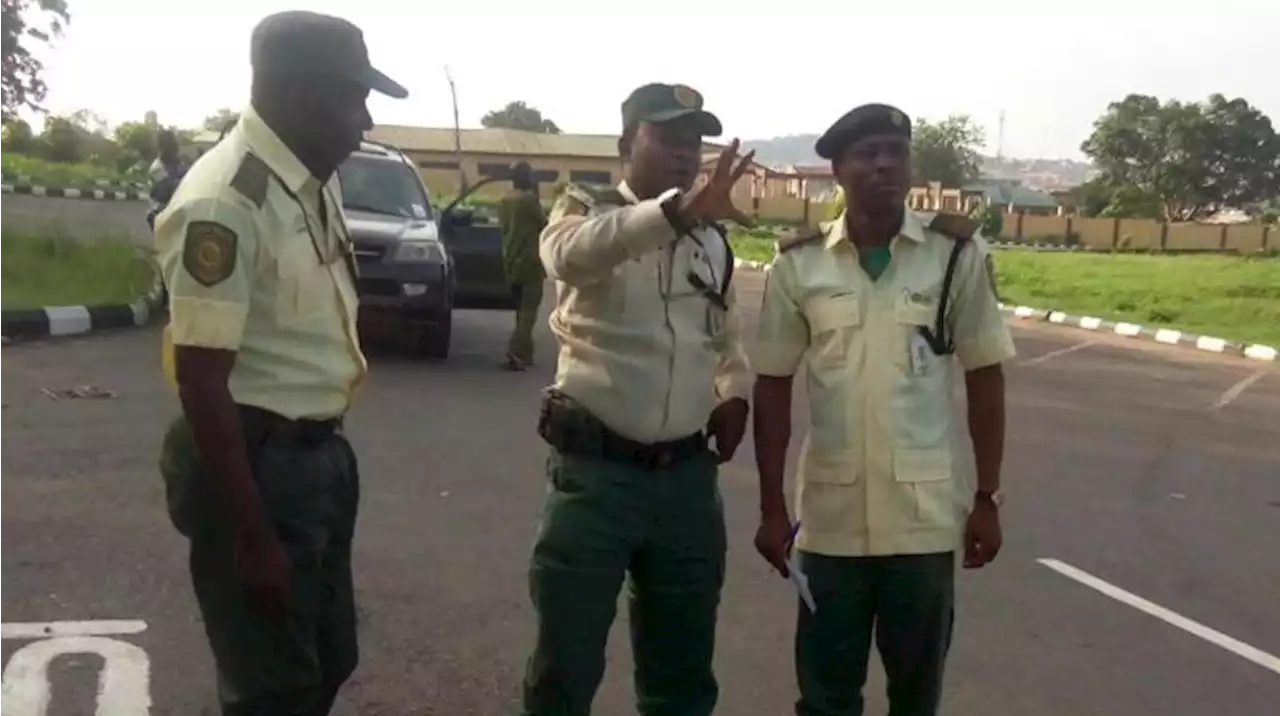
[340,141,511,358]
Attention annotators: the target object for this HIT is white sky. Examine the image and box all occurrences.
[28,0,1280,160]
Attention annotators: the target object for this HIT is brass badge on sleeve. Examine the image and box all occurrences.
[182,221,238,288]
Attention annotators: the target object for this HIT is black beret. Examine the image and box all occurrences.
[814,103,912,160]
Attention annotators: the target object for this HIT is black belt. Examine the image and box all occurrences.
[239,404,342,446]
[538,389,707,470]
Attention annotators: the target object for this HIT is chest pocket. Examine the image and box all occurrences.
[274,233,333,323]
[804,293,860,370]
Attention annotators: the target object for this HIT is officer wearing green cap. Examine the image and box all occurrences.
[154,10,406,715]
[520,83,754,716]
[499,160,548,370]
[752,103,1015,716]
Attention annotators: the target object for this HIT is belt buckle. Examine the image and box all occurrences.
[653,450,673,470]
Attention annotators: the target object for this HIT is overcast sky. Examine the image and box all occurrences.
[27,0,1280,160]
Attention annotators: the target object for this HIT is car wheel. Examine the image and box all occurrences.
[416,310,452,359]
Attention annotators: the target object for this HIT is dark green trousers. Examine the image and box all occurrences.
[522,449,727,716]
[508,279,545,364]
[160,415,361,716]
[795,551,955,716]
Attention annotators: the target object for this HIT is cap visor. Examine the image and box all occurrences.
[354,65,408,99]
[645,108,723,137]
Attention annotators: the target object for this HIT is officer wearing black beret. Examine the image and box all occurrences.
[752,101,1014,716]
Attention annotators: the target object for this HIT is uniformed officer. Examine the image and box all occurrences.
[499,160,549,370]
[522,83,754,716]
[154,11,406,716]
[751,104,1015,716]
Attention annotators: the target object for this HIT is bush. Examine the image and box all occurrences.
[1,230,155,310]
[1,153,142,187]
[971,204,1004,238]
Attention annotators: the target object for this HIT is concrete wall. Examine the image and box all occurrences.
[2,194,153,248]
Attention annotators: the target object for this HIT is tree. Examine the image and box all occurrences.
[202,107,239,133]
[911,115,984,188]
[480,100,560,134]
[1,0,70,120]
[1,116,35,152]
[1081,93,1280,222]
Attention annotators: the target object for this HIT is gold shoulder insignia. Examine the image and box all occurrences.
[777,228,824,253]
[182,221,238,287]
[228,153,270,208]
[928,212,980,240]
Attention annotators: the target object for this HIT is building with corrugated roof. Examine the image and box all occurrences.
[366,125,724,199]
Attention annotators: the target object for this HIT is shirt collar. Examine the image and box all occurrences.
[824,205,926,249]
[616,180,640,205]
[238,104,314,194]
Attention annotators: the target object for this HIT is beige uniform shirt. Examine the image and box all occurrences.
[156,105,366,421]
[754,210,1015,557]
[540,181,752,444]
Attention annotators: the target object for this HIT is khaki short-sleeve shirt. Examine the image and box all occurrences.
[754,210,1015,556]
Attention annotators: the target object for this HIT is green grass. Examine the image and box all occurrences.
[993,252,1280,346]
[1,230,156,310]
[1,153,140,188]
[729,226,781,264]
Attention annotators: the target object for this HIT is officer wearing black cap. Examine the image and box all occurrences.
[521,83,754,716]
[154,10,406,715]
[752,103,1015,716]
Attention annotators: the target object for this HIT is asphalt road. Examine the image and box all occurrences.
[3,271,1279,716]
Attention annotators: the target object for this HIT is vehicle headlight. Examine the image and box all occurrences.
[392,240,445,263]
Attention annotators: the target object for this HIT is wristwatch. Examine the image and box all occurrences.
[975,489,1003,508]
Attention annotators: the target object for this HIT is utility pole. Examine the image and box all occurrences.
[996,110,1005,162]
[444,66,468,194]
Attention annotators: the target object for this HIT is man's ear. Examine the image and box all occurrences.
[617,135,630,159]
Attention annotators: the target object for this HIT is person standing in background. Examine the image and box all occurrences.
[146,128,188,231]
[499,160,548,370]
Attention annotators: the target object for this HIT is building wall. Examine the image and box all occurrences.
[406,150,625,200]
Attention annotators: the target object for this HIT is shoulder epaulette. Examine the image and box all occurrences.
[777,228,824,253]
[228,153,270,209]
[927,212,980,241]
[565,182,628,208]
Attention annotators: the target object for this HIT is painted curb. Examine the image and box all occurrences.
[1,252,165,341]
[1,182,148,201]
[727,256,1277,363]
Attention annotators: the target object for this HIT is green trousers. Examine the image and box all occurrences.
[521,449,727,716]
[159,415,361,716]
[508,280,545,364]
[795,551,955,716]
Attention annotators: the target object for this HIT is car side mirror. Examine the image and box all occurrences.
[446,208,474,227]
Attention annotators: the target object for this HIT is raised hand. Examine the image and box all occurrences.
[676,139,757,228]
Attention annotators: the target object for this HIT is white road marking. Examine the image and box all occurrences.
[1,620,147,639]
[1018,339,1099,367]
[1038,558,1280,676]
[2,621,151,715]
[1210,369,1267,412]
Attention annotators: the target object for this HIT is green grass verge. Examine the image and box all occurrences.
[2,230,156,310]
[1,153,140,188]
[993,252,1280,346]
[726,231,1280,346]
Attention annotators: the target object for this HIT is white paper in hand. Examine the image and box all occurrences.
[786,552,817,614]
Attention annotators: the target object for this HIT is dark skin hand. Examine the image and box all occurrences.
[623,117,755,227]
[175,346,291,618]
[752,375,795,576]
[963,363,1006,568]
[707,397,749,463]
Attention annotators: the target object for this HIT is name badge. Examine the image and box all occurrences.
[907,331,932,377]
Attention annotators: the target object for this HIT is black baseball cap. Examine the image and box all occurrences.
[250,11,408,99]
[621,83,722,137]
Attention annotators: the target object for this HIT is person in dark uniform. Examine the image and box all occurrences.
[154,11,407,716]
[499,160,548,370]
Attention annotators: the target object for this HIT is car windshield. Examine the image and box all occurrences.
[337,154,434,221]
